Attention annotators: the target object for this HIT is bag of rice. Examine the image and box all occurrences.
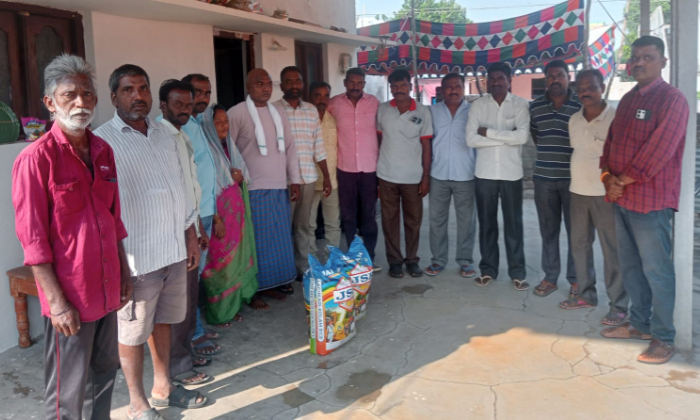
[328,237,373,321]
[21,117,46,141]
[303,254,356,355]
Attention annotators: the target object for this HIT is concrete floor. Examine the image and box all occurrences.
[1,196,699,420]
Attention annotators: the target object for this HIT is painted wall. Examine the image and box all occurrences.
[0,142,43,353]
[254,33,296,103]
[258,0,355,32]
[323,42,357,98]
[84,11,218,127]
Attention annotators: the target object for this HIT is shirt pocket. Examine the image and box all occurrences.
[399,122,421,140]
[53,180,82,215]
[92,176,117,209]
[504,118,517,131]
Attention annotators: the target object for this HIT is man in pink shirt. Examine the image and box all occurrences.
[329,68,381,269]
[12,54,132,420]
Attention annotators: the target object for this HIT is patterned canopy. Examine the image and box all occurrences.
[357,0,586,74]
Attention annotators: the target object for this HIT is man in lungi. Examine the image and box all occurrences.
[228,68,302,308]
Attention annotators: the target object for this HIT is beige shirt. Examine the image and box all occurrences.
[157,117,202,216]
[569,103,616,196]
[315,112,338,191]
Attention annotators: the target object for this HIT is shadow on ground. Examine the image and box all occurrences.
[1,197,699,420]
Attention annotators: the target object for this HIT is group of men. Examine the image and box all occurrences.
[11,34,688,420]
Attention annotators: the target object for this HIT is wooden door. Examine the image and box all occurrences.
[0,11,23,118]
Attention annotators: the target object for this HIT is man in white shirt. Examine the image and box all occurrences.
[466,62,530,291]
[558,69,628,325]
[94,65,206,419]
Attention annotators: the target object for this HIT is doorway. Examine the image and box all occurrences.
[294,40,323,98]
[213,33,253,110]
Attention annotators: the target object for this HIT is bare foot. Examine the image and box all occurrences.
[248,294,270,310]
[261,289,287,301]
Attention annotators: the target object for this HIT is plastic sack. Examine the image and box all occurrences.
[21,117,46,141]
[303,254,356,355]
[328,237,373,321]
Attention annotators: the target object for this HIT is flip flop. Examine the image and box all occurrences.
[533,280,558,297]
[601,311,628,326]
[152,384,207,409]
[475,275,493,287]
[425,264,444,277]
[637,339,676,364]
[601,322,652,340]
[460,264,477,278]
[192,356,212,368]
[192,340,223,356]
[558,298,593,310]
[127,408,164,420]
[512,279,530,291]
[172,370,212,386]
[277,284,294,295]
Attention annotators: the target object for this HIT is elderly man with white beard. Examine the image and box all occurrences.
[12,54,133,420]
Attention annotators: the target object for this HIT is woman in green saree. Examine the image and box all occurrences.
[199,104,259,324]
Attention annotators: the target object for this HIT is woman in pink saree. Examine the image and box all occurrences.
[200,104,258,324]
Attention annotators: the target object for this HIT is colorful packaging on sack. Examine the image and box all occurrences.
[303,254,356,355]
[328,237,373,321]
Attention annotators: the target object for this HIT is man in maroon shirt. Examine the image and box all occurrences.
[12,54,132,419]
[600,36,689,364]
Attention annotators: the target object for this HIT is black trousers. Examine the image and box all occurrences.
[337,169,379,258]
[44,311,119,420]
[475,177,526,280]
[170,266,199,378]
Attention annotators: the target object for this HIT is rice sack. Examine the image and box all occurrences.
[328,237,373,321]
[303,254,356,355]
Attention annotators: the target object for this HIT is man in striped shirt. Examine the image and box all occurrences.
[529,60,582,299]
[94,65,206,418]
[275,66,330,283]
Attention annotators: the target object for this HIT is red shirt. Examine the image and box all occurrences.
[329,93,380,173]
[12,123,128,322]
[601,77,689,213]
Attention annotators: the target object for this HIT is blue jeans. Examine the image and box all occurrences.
[614,205,675,344]
[193,215,214,341]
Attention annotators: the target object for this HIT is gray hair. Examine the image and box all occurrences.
[44,54,96,98]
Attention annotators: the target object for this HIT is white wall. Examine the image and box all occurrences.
[0,142,43,353]
[254,33,296,103]
[323,42,357,97]
[85,11,218,127]
[258,0,355,32]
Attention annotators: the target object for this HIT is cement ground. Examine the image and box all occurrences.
[1,197,699,419]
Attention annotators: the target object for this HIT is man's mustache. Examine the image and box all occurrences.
[177,113,190,119]
[633,66,645,72]
[195,101,208,108]
[70,108,92,116]
[131,100,148,108]
[550,83,563,88]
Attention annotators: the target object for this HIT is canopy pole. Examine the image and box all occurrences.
[582,0,592,69]
[411,0,420,101]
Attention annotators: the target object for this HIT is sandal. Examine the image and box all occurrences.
[637,339,676,364]
[277,284,294,295]
[192,356,212,368]
[172,369,211,386]
[568,284,579,300]
[475,275,493,287]
[425,264,444,277]
[601,322,652,340]
[406,263,423,277]
[389,263,404,278]
[512,279,530,291]
[192,340,223,356]
[127,408,164,420]
[152,384,207,409]
[558,298,593,310]
[204,330,222,340]
[460,264,477,278]
[601,311,628,326]
[533,280,558,297]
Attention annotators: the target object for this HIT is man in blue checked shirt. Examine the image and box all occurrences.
[424,73,478,279]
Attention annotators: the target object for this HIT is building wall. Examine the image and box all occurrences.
[0,142,43,353]
[258,0,355,32]
[85,11,218,127]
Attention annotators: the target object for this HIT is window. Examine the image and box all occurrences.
[0,1,84,135]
